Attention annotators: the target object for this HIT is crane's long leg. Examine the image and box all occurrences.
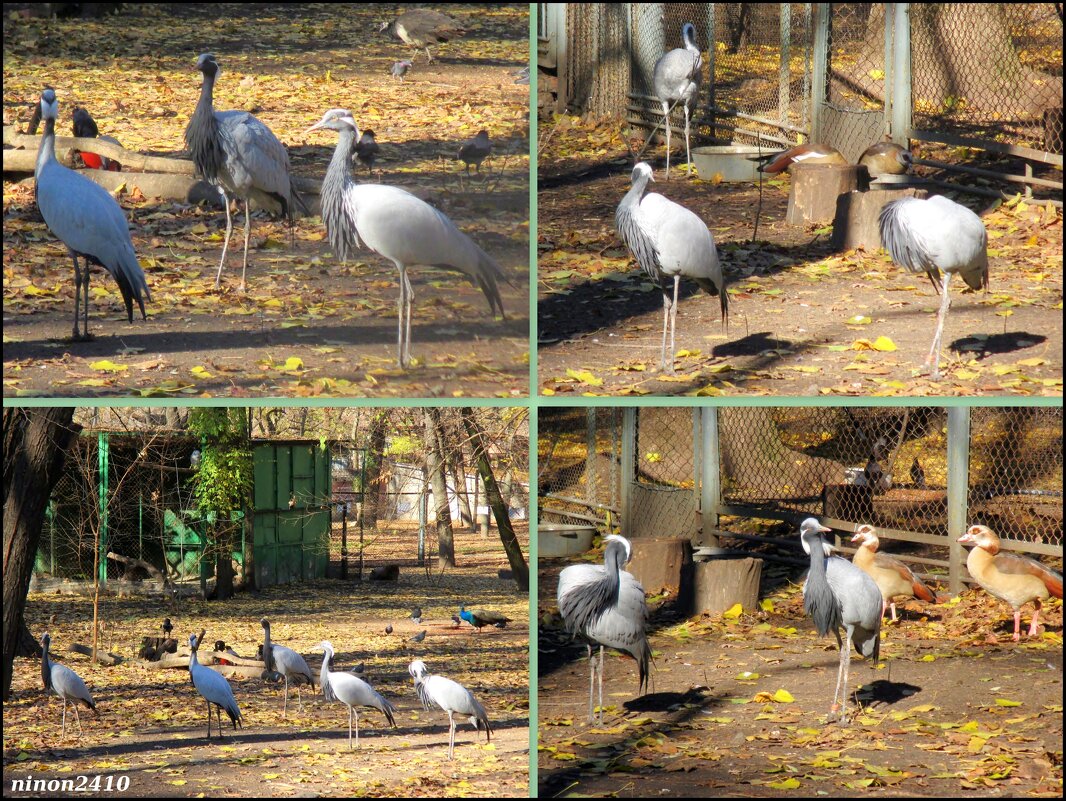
[586,643,595,722]
[216,705,225,739]
[839,639,853,724]
[349,705,354,750]
[73,702,82,735]
[448,711,456,760]
[670,275,681,372]
[83,266,91,339]
[215,188,234,288]
[283,676,289,718]
[354,710,360,746]
[661,101,672,179]
[926,271,952,380]
[61,698,68,737]
[70,254,83,341]
[683,103,692,176]
[830,643,846,722]
[597,644,605,723]
[240,197,251,292]
[206,698,212,739]
[660,281,674,373]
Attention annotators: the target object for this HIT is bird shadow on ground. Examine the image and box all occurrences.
[623,687,709,713]
[953,331,1049,360]
[854,679,922,709]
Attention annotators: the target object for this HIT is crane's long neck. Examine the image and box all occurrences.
[319,649,335,701]
[187,71,224,182]
[41,640,53,691]
[262,625,275,672]
[321,127,359,261]
[35,114,56,181]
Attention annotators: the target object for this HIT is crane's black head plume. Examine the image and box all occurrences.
[195,53,220,78]
[682,22,697,46]
[185,53,225,183]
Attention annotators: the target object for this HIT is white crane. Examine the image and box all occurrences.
[878,194,988,379]
[260,618,314,717]
[616,161,728,374]
[188,634,242,739]
[314,641,396,749]
[34,89,150,341]
[800,518,882,724]
[408,660,491,760]
[653,22,702,179]
[556,534,651,722]
[304,108,508,369]
[40,632,96,738]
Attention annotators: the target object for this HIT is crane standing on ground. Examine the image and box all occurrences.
[409,659,491,760]
[260,618,314,717]
[188,633,242,739]
[40,632,96,738]
[314,641,397,749]
[653,22,702,179]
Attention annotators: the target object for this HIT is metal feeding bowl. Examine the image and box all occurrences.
[538,522,595,558]
[691,144,768,182]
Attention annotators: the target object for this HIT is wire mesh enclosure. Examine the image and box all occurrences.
[540,407,623,527]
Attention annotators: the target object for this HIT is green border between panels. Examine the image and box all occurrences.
[528,5,538,795]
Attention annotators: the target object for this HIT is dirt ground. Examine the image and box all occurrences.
[538,556,1064,798]
[3,4,530,398]
[3,528,530,797]
[537,156,1063,398]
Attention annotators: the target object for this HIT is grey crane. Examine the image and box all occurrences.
[71,107,122,171]
[189,633,243,739]
[185,53,302,292]
[314,641,396,749]
[457,129,492,176]
[878,194,988,379]
[557,534,651,723]
[409,659,491,760]
[353,129,380,173]
[653,22,702,179]
[799,518,882,724]
[380,9,467,63]
[260,618,314,717]
[390,60,413,81]
[304,108,507,369]
[40,632,96,738]
[34,89,150,341]
[616,161,728,374]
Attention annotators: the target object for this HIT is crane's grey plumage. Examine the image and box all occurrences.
[457,129,492,176]
[616,161,728,374]
[557,534,651,722]
[188,634,242,738]
[261,618,314,717]
[799,518,881,724]
[878,194,988,379]
[34,89,149,341]
[354,129,380,173]
[40,633,96,737]
[314,641,396,749]
[304,108,507,368]
[185,53,301,291]
[380,9,466,63]
[409,660,491,759]
[653,22,702,179]
[390,60,412,81]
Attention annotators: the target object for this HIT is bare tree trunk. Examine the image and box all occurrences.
[361,413,388,528]
[3,408,79,700]
[461,408,528,591]
[445,414,474,529]
[423,409,455,568]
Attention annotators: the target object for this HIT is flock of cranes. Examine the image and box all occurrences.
[35,608,509,759]
[27,7,510,368]
[557,521,1062,725]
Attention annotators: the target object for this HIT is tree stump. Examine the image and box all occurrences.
[629,537,691,598]
[786,163,867,225]
[831,187,929,252]
[691,557,763,616]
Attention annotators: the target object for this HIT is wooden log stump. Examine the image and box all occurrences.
[691,557,763,616]
[831,187,930,252]
[69,642,122,666]
[786,163,867,225]
[628,537,691,599]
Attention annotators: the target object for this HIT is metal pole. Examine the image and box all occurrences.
[946,406,971,594]
[705,1,716,136]
[620,408,637,536]
[778,3,791,126]
[810,3,830,143]
[418,467,427,565]
[586,407,596,509]
[98,432,109,585]
[890,4,912,143]
[700,407,721,547]
[341,502,348,580]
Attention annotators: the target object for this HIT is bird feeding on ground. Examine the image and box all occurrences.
[458,606,512,632]
[409,660,491,760]
[380,9,466,63]
[653,22,702,179]
[260,618,314,717]
[557,534,651,723]
[188,633,242,739]
[34,89,150,341]
[409,630,427,644]
[850,525,938,621]
[304,108,508,369]
[616,161,728,374]
[878,194,989,379]
[40,633,96,738]
[185,53,303,291]
[390,60,412,81]
[354,129,380,173]
[457,129,492,176]
[71,107,122,171]
[958,525,1063,641]
[314,641,396,749]
[799,518,881,724]
[410,607,422,623]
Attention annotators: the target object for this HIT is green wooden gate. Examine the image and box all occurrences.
[252,440,331,588]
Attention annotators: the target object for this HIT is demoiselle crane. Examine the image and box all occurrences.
[653,22,702,179]
[304,108,507,369]
[958,525,1063,641]
[800,518,881,724]
[34,89,150,341]
[557,534,651,723]
[314,641,396,749]
[859,141,913,178]
[457,129,492,176]
[878,194,989,379]
[188,633,242,739]
[380,9,466,63]
[40,633,96,738]
[458,606,511,632]
[616,161,728,374]
[185,53,302,291]
[409,660,491,760]
[260,618,314,717]
[71,107,122,171]
[850,525,937,621]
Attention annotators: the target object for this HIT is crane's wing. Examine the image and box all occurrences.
[879,196,988,291]
[216,111,292,201]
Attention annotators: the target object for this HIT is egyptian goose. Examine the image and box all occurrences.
[850,525,938,620]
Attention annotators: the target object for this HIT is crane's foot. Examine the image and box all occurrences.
[71,328,95,343]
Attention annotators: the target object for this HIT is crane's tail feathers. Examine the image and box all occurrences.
[381,697,398,727]
[692,276,729,327]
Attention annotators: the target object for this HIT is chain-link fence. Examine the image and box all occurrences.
[540,407,623,527]
[631,407,697,539]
